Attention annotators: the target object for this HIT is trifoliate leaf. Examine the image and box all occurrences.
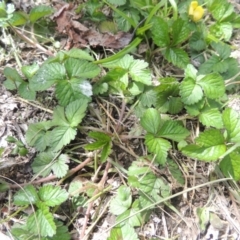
[50,126,77,152]
[210,1,234,22]
[55,79,92,106]
[52,154,69,178]
[172,18,191,45]
[14,185,39,206]
[145,133,171,164]
[109,186,132,215]
[30,62,65,91]
[27,204,56,237]
[163,47,189,69]
[199,108,223,129]
[220,149,240,181]
[65,99,88,127]
[158,120,189,142]
[182,129,226,161]
[151,17,170,47]
[38,185,68,207]
[222,108,240,143]
[140,108,161,134]
[64,58,100,79]
[31,152,55,177]
[29,5,53,23]
[210,22,232,41]
[198,73,225,99]
[180,77,203,105]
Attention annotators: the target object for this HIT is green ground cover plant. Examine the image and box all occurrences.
[1,0,240,239]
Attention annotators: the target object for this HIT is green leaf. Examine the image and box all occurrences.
[151,17,170,47]
[14,185,39,206]
[101,141,112,162]
[52,106,69,126]
[64,58,100,79]
[168,97,183,114]
[51,220,71,240]
[189,32,206,51]
[128,82,144,96]
[167,158,185,185]
[18,82,36,100]
[172,18,190,45]
[108,225,138,240]
[222,108,240,143]
[210,22,233,41]
[55,79,91,106]
[3,67,23,90]
[38,185,68,207]
[31,152,55,177]
[109,186,132,215]
[211,42,231,59]
[50,126,77,152]
[29,5,53,23]
[30,63,65,91]
[65,99,88,127]
[139,88,157,107]
[52,154,69,178]
[140,108,161,134]
[21,63,39,79]
[198,73,225,99]
[163,47,189,69]
[158,120,189,142]
[210,1,234,22]
[199,108,223,129]
[27,203,56,237]
[9,11,28,26]
[184,64,198,80]
[180,77,203,105]
[182,129,226,161]
[106,0,126,5]
[65,48,94,61]
[220,149,240,181]
[145,133,171,164]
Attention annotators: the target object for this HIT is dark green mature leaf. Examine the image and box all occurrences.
[65,99,88,127]
[168,97,183,114]
[38,185,68,206]
[198,73,225,99]
[151,17,170,47]
[50,126,77,152]
[164,47,189,69]
[140,108,161,134]
[220,149,240,180]
[172,18,190,45]
[222,108,240,143]
[18,82,36,100]
[30,63,65,91]
[145,133,171,164]
[182,129,226,161]
[158,120,189,142]
[64,58,100,79]
[180,77,203,105]
[27,203,56,237]
[189,32,206,51]
[55,79,91,106]
[31,152,55,177]
[14,185,39,206]
[211,42,231,59]
[29,5,53,23]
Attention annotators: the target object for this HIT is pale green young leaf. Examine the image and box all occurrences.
[29,5,53,23]
[27,204,56,237]
[185,98,205,116]
[31,152,55,177]
[158,120,189,142]
[9,11,28,26]
[3,67,23,90]
[106,0,126,5]
[108,225,138,240]
[109,186,132,215]
[30,63,65,91]
[65,99,88,127]
[180,77,203,105]
[145,133,171,164]
[25,121,53,151]
[210,22,232,41]
[38,185,68,207]
[65,48,94,61]
[50,126,77,152]
[128,161,150,177]
[140,108,161,134]
[151,17,170,47]
[182,129,226,161]
[167,158,185,185]
[163,47,189,69]
[52,154,69,178]
[184,64,198,80]
[198,73,225,99]
[210,1,234,22]
[199,108,223,129]
[64,58,100,79]
[220,149,240,181]
[172,18,190,45]
[21,63,39,79]
[139,88,157,107]
[128,82,144,96]
[14,185,39,206]
[222,108,240,143]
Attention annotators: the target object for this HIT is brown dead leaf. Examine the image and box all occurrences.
[52,3,133,49]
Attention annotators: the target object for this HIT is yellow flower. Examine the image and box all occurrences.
[189,1,204,22]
